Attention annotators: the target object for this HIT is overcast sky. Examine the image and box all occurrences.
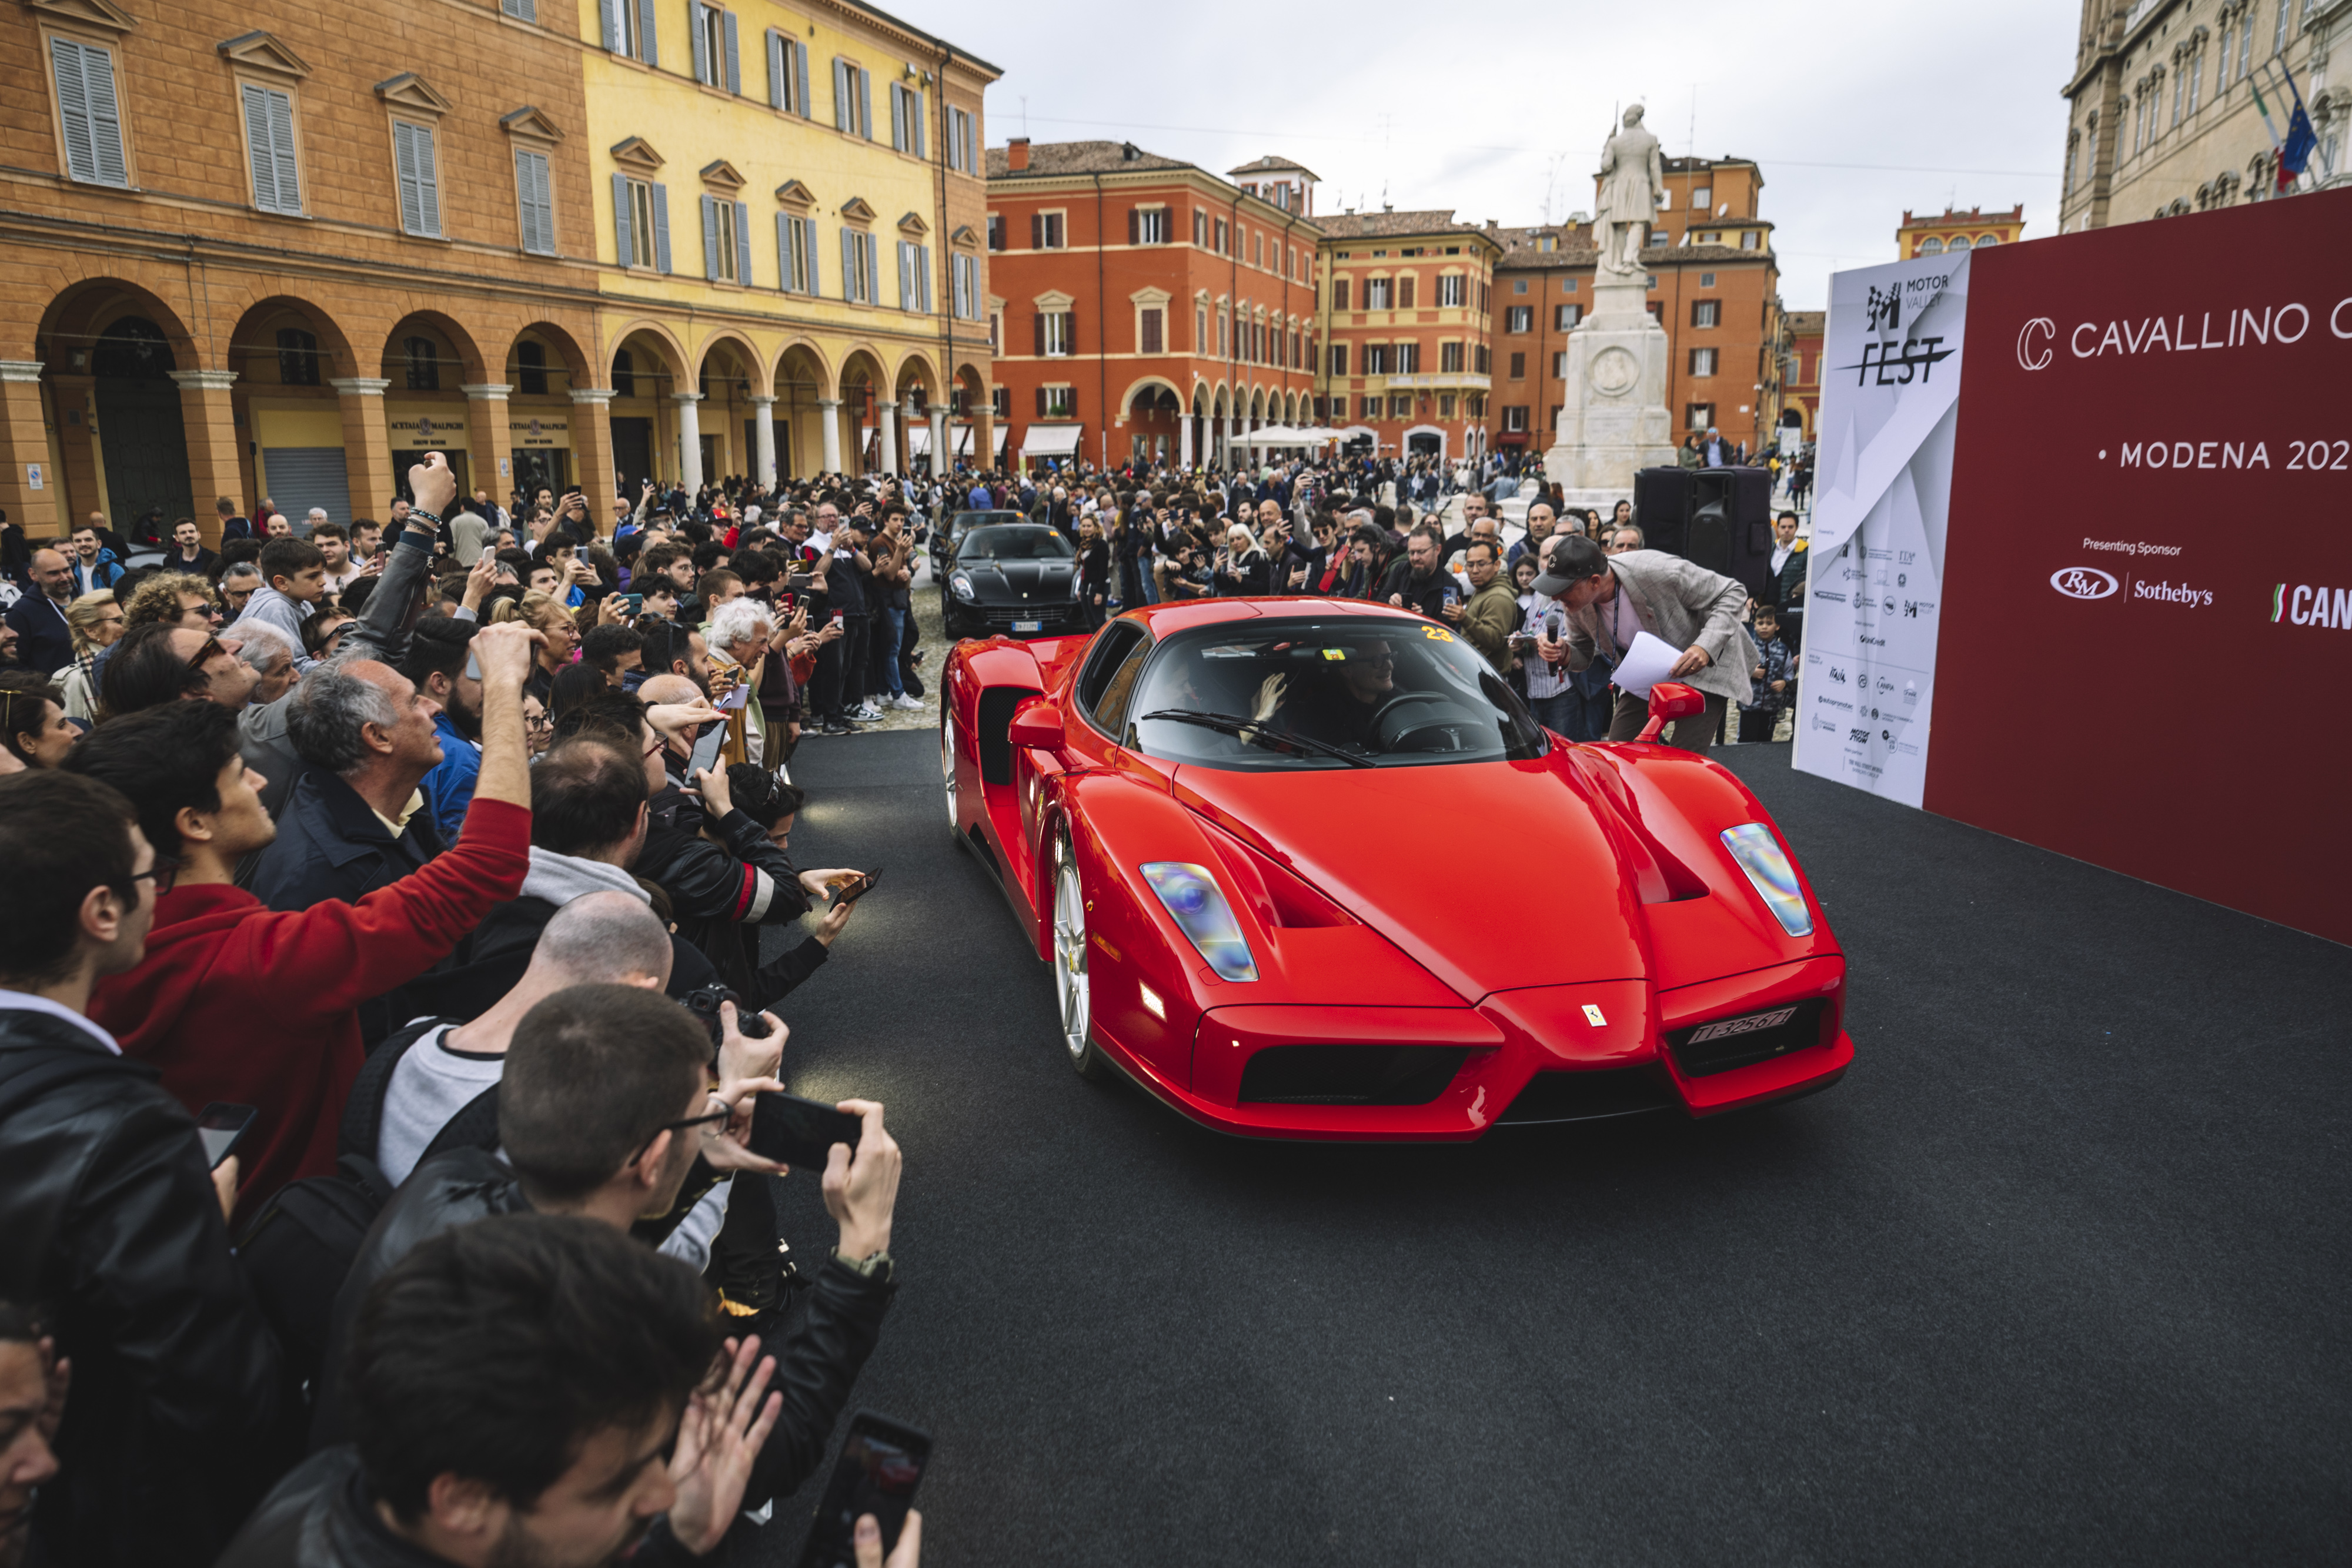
[921,0,2077,311]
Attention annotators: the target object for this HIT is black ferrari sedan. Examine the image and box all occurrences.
[928,509,1028,579]
[941,524,1085,640]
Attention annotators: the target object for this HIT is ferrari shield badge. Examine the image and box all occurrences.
[1581,1004,1607,1027]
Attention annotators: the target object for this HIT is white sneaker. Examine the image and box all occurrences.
[851,704,885,721]
[892,694,925,711]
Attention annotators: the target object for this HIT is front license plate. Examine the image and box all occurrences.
[1012,620,1043,633]
[1686,1005,1799,1044]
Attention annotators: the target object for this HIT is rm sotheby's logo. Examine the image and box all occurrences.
[2050,566,2119,600]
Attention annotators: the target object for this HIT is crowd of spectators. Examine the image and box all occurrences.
[0,457,923,1568]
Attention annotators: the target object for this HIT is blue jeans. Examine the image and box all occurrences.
[1528,690,1581,738]
[870,606,905,697]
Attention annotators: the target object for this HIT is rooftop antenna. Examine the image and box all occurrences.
[1688,85,1697,160]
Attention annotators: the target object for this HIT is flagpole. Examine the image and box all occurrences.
[2269,52,2335,181]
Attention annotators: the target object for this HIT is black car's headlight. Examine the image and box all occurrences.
[949,571,976,603]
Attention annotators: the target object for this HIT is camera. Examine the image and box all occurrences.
[679,985,771,1056]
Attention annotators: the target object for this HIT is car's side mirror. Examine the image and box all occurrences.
[1008,696,1065,751]
[1636,681,1705,743]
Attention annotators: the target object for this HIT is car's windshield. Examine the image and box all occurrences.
[948,510,1024,539]
[1126,616,1546,770]
[958,525,1074,561]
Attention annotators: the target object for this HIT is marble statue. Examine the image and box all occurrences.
[1594,104,1664,277]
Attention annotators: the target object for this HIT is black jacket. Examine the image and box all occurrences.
[635,783,810,998]
[220,1445,707,1568]
[0,1008,296,1566]
[311,1148,893,1510]
[4,591,73,676]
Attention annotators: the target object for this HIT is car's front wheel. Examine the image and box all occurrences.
[1051,827,1111,1081]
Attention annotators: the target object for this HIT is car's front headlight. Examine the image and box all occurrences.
[1140,862,1258,981]
[950,571,976,602]
[1720,824,1813,937]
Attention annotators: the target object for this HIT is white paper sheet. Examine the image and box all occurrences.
[1610,630,1686,698]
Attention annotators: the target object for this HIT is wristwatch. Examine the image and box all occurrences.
[834,1248,893,1283]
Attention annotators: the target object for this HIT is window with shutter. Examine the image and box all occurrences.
[833,60,850,131]
[650,181,671,272]
[722,10,740,95]
[1033,311,1045,357]
[1140,309,1162,354]
[612,172,634,267]
[795,45,808,118]
[858,69,871,139]
[600,0,624,51]
[701,193,721,280]
[393,121,442,238]
[1332,279,1349,310]
[734,200,751,284]
[1030,213,1043,249]
[767,30,784,109]
[516,149,554,255]
[864,236,878,303]
[690,0,710,84]
[50,38,128,188]
[635,0,657,63]
[1398,276,1415,309]
[842,229,857,300]
[502,0,537,18]
[242,83,301,215]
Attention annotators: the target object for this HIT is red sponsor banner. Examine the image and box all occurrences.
[1930,189,2352,945]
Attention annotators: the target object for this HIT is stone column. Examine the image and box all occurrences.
[168,369,242,546]
[817,397,843,474]
[977,407,995,474]
[328,377,394,519]
[1178,408,1193,469]
[569,389,616,530]
[460,382,513,504]
[0,362,58,539]
[929,405,948,477]
[877,400,898,477]
[1224,413,1240,470]
[672,392,703,493]
[750,394,777,487]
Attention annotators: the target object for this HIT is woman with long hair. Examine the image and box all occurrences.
[57,589,125,721]
[1213,523,1273,597]
[1074,514,1110,629]
[490,589,579,700]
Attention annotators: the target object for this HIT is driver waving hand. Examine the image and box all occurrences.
[1251,640,1396,750]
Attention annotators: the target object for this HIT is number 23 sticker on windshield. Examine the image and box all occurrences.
[1423,626,1454,642]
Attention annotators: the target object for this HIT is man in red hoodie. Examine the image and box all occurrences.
[71,613,542,1215]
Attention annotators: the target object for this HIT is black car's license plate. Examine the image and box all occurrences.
[1012,620,1042,633]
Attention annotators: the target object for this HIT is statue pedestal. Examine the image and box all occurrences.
[1541,275,1677,509]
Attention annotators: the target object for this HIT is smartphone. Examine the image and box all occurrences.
[794,1413,931,1568]
[830,611,844,628]
[621,592,643,613]
[749,1092,865,1169]
[717,684,749,711]
[828,867,880,908]
[788,573,816,590]
[196,1102,257,1170]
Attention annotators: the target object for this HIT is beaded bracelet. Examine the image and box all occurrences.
[406,507,444,528]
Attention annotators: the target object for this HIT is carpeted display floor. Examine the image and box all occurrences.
[738,730,2351,1566]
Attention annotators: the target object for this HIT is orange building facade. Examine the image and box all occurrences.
[1897,204,2027,258]
[1310,210,1502,464]
[1782,309,1823,442]
[983,139,1321,473]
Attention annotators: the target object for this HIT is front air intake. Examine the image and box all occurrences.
[1238,1045,1467,1106]
[1495,1068,1678,1124]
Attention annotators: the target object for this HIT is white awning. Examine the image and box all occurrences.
[1023,423,1083,459]
[1238,424,1338,447]
[954,424,974,455]
[906,426,930,456]
[995,424,1010,454]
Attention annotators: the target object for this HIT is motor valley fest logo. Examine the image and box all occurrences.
[2013,297,2352,372]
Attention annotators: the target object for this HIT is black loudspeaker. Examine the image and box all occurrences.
[1633,466,1775,599]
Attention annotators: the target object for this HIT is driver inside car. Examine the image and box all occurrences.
[1251,640,1396,751]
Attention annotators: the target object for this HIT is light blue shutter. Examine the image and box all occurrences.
[650,181,671,272]
[858,68,872,139]
[700,193,720,279]
[502,0,537,18]
[242,83,280,210]
[794,46,809,119]
[689,0,709,85]
[612,173,634,267]
[599,0,623,50]
[766,30,783,109]
[722,11,740,94]
[920,245,931,313]
[393,122,426,233]
[865,237,878,306]
[734,200,751,285]
[50,38,126,188]
[833,61,848,131]
[800,218,818,295]
[265,89,299,211]
[635,0,657,65]
[913,92,926,159]
[776,211,791,290]
[410,125,441,236]
[841,228,856,300]
[895,240,910,309]
[517,151,553,254]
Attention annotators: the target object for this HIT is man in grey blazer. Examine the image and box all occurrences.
[1531,534,1758,752]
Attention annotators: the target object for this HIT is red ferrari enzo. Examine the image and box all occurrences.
[940,597,1853,1139]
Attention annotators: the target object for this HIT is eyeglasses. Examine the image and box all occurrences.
[185,636,226,670]
[130,856,182,896]
[629,1103,730,1165]
[524,711,553,730]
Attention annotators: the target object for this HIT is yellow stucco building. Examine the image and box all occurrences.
[580,0,997,496]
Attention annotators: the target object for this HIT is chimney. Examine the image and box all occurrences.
[1007,138,1030,172]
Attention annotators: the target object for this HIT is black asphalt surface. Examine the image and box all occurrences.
[740,729,2352,1567]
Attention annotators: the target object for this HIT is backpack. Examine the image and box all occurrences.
[233,1019,500,1393]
